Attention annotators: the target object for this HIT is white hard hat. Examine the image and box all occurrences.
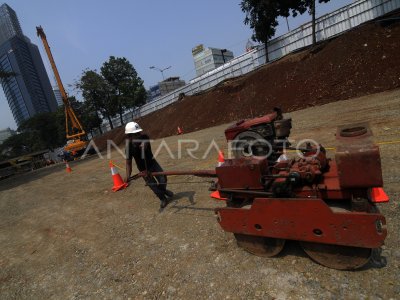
[125,121,143,134]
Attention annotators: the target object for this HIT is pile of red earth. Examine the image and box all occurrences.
[94,14,400,148]
[93,126,126,153]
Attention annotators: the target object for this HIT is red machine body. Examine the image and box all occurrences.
[214,122,388,269]
[224,112,278,141]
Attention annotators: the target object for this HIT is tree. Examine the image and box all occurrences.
[0,131,38,159]
[240,0,331,60]
[64,96,102,136]
[80,101,103,137]
[0,110,65,159]
[18,112,64,150]
[126,77,147,110]
[54,105,67,143]
[77,69,118,129]
[291,0,330,45]
[240,0,281,62]
[52,96,91,143]
[101,56,146,125]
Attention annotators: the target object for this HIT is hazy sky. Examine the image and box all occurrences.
[0,0,353,130]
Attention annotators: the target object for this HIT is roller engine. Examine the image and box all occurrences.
[225,107,292,161]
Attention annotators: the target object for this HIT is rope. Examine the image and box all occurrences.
[110,139,400,169]
[146,181,214,186]
[286,140,400,152]
[110,161,125,171]
[377,139,400,146]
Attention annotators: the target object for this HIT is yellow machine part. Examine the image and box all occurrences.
[64,139,89,154]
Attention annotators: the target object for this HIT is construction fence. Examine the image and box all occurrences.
[98,0,400,133]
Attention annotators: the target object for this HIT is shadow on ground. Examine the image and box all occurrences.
[0,163,65,192]
[0,156,98,192]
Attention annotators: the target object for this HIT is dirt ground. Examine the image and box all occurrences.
[1,89,399,299]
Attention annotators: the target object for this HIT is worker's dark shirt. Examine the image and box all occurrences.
[126,134,155,171]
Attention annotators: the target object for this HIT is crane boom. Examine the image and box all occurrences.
[36,26,86,140]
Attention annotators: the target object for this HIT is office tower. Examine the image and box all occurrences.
[0,3,58,127]
[192,44,234,77]
[148,76,186,102]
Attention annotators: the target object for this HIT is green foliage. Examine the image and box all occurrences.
[240,0,296,60]
[240,0,280,46]
[80,101,103,134]
[54,105,66,140]
[76,69,118,129]
[240,0,331,53]
[285,0,331,44]
[0,56,147,159]
[18,112,65,149]
[132,83,147,107]
[77,57,146,129]
[0,94,105,160]
[100,56,147,124]
[63,95,103,135]
[0,132,38,159]
[288,0,331,16]
[0,110,66,159]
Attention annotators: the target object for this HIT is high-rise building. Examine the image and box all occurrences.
[192,44,234,77]
[147,77,186,102]
[52,86,63,106]
[0,3,22,45]
[147,84,161,102]
[0,3,57,127]
[0,127,15,144]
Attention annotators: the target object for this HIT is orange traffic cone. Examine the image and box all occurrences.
[109,161,128,192]
[65,161,72,173]
[370,187,389,203]
[210,190,227,200]
[217,150,225,167]
[177,126,183,135]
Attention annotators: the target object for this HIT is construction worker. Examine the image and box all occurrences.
[124,121,174,209]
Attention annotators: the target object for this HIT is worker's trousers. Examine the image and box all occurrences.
[144,160,167,201]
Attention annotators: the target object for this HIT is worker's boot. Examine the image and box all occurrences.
[165,190,174,198]
[160,197,169,210]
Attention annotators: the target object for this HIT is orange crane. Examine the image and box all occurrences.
[36,25,88,156]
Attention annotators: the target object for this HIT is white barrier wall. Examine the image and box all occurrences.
[100,0,399,133]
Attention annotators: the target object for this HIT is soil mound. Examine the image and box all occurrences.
[93,126,126,152]
[95,16,400,146]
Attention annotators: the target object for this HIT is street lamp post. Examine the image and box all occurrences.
[149,65,171,80]
[286,17,290,32]
[220,49,227,64]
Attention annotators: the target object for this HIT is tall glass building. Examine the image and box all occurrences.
[0,3,57,127]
